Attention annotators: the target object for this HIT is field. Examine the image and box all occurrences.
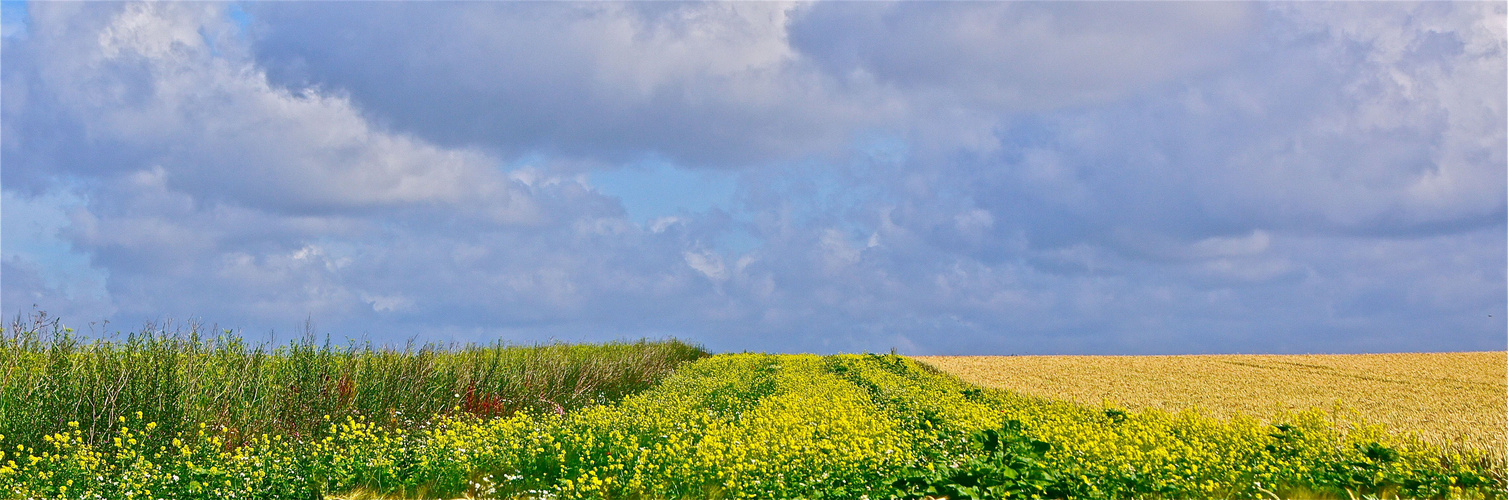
[2,320,1504,499]
[914,353,1507,459]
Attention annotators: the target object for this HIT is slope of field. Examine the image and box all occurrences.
[914,352,1507,457]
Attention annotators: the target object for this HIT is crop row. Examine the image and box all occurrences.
[2,350,1502,499]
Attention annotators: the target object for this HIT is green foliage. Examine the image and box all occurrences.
[888,423,1063,500]
[0,313,707,459]
[0,328,1502,499]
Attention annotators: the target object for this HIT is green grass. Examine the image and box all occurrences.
[4,349,1503,499]
[2,315,1501,499]
[0,313,708,456]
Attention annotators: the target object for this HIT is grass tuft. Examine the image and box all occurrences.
[0,312,707,455]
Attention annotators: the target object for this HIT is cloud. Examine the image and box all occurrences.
[789,2,1256,111]
[2,2,1502,354]
[242,2,1267,168]
[924,1,1506,260]
[247,2,880,168]
[2,3,647,330]
[7,3,541,219]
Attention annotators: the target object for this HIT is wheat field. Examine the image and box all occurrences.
[915,351,1507,457]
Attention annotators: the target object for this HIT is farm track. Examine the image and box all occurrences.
[914,351,1508,458]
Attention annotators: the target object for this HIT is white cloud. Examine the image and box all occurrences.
[248,2,884,167]
[2,2,1501,355]
[23,3,532,216]
[361,292,413,314]
[684,250,728,282]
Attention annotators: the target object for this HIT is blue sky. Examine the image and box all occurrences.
[2,2,1503,354]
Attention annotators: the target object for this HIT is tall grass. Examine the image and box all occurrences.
[0,312,707,454]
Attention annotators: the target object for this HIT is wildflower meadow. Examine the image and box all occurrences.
[1,319,1501,499]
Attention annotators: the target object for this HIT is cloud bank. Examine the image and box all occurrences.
[4,2,1503,354]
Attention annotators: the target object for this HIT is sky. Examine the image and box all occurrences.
[2,1,1504,355]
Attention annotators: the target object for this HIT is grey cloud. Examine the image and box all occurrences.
[718,3,1504,353]
[789,2,1257,111]
[243,3,1266,168]
[6,3,536,218]
[247,2,878,168]
[0,3,651,329]
[2,1,1502,355]
[930,1,1507,261]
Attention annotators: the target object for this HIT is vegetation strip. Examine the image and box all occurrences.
[1,319,707,456]
[1,325,1502,499]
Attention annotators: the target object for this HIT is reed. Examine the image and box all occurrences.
[0,312,707,454]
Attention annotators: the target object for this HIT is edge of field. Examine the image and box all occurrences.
[912,351,1508,464]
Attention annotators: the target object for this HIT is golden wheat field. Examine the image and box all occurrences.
[915,351,1507,457]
